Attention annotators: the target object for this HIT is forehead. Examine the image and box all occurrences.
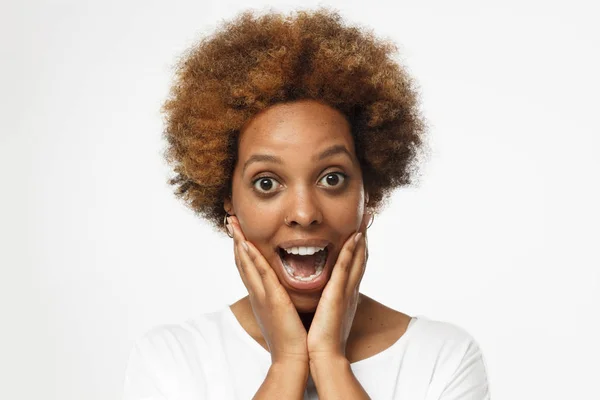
[238,100,355,156]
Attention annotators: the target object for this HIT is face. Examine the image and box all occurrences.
[225,100,369,312]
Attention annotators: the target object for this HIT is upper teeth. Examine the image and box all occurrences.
[283,246,325,256]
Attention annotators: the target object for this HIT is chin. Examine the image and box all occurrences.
[288,291,322,313]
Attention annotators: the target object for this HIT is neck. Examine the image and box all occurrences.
[298,311,316,332]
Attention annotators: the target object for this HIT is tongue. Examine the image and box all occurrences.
[283,254,318,277]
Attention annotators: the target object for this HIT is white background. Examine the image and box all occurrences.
[1,0,599,399]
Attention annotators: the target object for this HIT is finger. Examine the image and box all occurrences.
[229,215,247,241]
[232,236,256,293]
[242,240,282,297]
[230,220,247,287]
[230,217,243,265]
[360,212,370,263]
[347,233,368,291]
[232,237,242,275]
[329,231,362,289]
[229,216,281,290]
[229,216,245,276]
[230,217,265,297]
[345,213,370,291]
[364,231,369,262]
[360,211,372,233]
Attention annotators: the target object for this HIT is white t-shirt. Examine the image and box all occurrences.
[123,305,491,399]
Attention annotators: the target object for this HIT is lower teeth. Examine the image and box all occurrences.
[282,250,327,281]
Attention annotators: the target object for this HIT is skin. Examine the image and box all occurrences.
[224,99,411,373]
[226,99,368,311]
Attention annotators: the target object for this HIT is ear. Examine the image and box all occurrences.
[224,197,234,215]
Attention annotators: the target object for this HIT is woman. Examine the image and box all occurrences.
[124,8,491,399]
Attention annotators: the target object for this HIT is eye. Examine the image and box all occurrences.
[252,177,281,194]
[318,172,346,188]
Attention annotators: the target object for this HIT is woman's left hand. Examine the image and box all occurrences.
[306,214,370,362]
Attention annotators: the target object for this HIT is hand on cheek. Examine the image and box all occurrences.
[228,216,309,365]
[306,212,371,362]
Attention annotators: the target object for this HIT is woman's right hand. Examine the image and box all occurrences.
[228,216,309,367]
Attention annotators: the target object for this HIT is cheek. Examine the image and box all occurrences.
[326,200,365,232]
[233,201,280,254]
[231,178,273,235]
[237,210,273,239]
[236,214,279,262]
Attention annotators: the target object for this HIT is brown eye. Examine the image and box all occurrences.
[253,177,281,194]
[319,172,346,188]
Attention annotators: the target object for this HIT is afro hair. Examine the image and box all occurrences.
[161,7,427,234]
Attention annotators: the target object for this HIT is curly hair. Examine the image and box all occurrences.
[161,7,427,234]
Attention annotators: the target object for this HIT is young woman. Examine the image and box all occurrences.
[124,8,491,400]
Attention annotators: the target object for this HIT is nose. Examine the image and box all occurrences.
[285,189,323,228]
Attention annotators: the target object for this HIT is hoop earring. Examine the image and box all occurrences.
[367,213,375,229]
[224,213,233,238]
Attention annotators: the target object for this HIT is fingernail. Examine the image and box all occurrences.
[242,241,249,252]
[354,232,363,244]
[226,217,233,236]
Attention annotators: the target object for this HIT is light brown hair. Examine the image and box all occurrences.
[161,8,427,233]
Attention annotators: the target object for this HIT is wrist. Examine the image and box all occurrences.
[254,361,309,400]
[270,359,309,380]
[309,352,348,368]
[309,354,350,381]
[309,356,370,399]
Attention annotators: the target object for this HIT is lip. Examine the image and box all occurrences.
[275,239,334,292]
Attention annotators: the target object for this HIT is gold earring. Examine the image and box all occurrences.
[367,213,375,229]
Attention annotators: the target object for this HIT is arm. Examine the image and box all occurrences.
[305,230,372,399]
[309,356,370,400]
[253,360,309,400]
[228,220,311,399]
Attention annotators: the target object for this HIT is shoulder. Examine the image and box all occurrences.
[131,308,229,364]
[359,296,480,355]
[409,316,491,399]
[132,323,199,363]
[409,315,484,367]
[123,308,228,399]
[412,316,479,346]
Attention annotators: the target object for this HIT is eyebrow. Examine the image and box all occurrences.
[242,144,354,174]
[316,144,353,162]
[242,154,283,174]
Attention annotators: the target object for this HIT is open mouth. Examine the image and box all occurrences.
[277,246,329,282]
